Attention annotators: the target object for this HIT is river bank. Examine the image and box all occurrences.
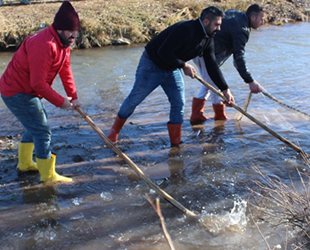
[0,0,310,50]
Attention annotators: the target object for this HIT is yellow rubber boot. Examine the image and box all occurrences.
[36,154,72,182]
[17,142,38,172]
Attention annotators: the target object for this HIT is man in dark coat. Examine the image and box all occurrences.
[107,6,235,147]
[190,4,265,123]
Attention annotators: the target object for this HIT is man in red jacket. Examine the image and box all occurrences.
[0,1,80,182]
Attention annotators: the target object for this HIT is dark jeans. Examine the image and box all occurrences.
[118,51,185,124]
[2,93,52,159]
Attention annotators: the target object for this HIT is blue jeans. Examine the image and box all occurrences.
[118,51,185,124]
[2,93,52,159]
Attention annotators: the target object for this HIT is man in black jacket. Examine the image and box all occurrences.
[190,4,265,123]
[107,6,235,147]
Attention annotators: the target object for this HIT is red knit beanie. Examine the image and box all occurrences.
[53,1,80,31]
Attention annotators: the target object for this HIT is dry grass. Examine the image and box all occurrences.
[249,164,310,249]
[0,0,309,50]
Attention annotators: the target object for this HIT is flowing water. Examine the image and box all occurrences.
[1,22,310,249]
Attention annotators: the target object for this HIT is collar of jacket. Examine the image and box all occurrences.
[198,17,210,39]
[245,14,251,30]
[50,24,67,48]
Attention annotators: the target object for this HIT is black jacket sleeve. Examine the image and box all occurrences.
[231,19,254,83]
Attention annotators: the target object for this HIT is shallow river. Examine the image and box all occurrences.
[1,22,310,249]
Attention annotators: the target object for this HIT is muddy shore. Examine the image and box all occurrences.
[0,0,310,50]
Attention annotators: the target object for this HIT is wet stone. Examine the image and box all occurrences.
[71,197,83,206]
[100,192,113,202]
[111,38,131,45]
[72,155,84,162]
[70,212,84,221]
[53,142,66,149]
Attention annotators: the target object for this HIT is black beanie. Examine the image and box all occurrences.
[53,1,80,31]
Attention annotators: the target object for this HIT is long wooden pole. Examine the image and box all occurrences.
[194,74,307,156]
[75,106,197,217]
[236,91,252,121]
[261,90,310,118]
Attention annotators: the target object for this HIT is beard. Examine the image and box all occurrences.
[209,30,217,37]
[58,31,75,47]
[205,23,217,37]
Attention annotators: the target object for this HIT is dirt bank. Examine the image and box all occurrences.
[0,0,310,51]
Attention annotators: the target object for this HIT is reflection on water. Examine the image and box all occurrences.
[1,23,310,249]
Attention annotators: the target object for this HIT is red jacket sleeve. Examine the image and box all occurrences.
[59,50,78,101]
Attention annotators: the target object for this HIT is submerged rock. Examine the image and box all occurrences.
[72,154,84,162]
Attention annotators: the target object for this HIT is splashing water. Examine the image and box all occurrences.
[199,199,248,234]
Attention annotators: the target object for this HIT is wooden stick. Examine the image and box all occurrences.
[236,91,252,121]
[75,106,197,217]
[261,90,310,118]
[194,74,307,156]
[146,195,175,250]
